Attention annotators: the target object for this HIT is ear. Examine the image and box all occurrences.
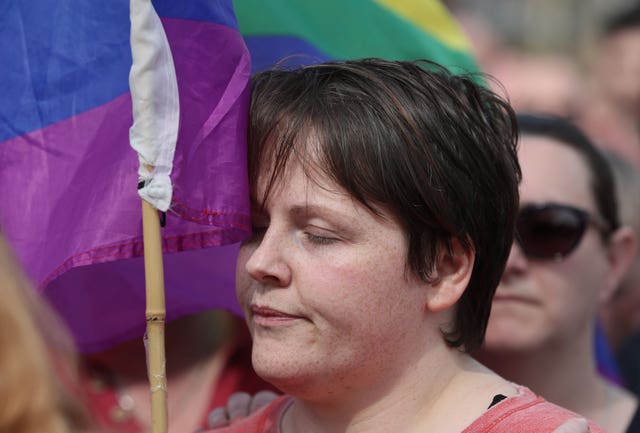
[601,226,637,303]
[424,238,475,312]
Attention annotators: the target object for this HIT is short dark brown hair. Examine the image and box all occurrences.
[248,58,521,352]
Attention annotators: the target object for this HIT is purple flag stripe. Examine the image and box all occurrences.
[47,243,242,353]
[1,18,250,352]
[40,227,245,291]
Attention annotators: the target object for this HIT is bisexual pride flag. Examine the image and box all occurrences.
[0,0,251,352]
[235,0,478,74]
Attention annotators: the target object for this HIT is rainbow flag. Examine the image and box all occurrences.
[0,0,251,352]
[235,0,478,73]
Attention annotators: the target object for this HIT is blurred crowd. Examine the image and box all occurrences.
[449,1,640,167]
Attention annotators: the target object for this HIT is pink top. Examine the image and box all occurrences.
[207,386,606,433]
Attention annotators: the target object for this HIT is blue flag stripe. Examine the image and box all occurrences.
[0,0,237,142]
[245,36,331,74]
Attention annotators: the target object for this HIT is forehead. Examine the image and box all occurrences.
[252,133,348,205]
[518,135,595,210]
[253,157,391,227]
[252,126,316,190]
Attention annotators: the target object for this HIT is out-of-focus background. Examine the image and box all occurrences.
[445,0,640,166]
[448,0,634,54]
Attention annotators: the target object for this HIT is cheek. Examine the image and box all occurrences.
[305,249,421,335]
[533,262,604,335]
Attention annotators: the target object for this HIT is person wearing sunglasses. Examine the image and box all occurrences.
[476,114,640,433]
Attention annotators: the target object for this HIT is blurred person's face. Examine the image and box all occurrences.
[484,136,614,352]
[235,155,456,400]
[596,27,640,115]
[501,56,579,116]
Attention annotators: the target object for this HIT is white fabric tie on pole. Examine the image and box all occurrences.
[129,0,179,211]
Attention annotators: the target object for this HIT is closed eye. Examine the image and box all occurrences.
[304,232,339,245]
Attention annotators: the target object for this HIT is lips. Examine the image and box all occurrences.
[250,305,304,325]
[492,293,538,305]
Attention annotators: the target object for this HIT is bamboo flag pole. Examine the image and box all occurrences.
[142,199,168,433]
[129,0,179,428]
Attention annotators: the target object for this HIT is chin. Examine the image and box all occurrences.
[252,350,308,389]
[255,367,324,399]
[483,328,547,355]
[252,352,345,400]
[483,340,529,354]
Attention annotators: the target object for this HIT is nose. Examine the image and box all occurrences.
[502,241,528,279]
[243,227,292,288]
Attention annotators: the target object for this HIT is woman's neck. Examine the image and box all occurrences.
[282,349,515,433]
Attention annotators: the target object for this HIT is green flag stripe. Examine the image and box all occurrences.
[235,0,479,73]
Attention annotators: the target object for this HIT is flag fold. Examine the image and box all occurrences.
[0,0,251,352]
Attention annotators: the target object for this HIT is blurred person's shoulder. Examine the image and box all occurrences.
[204,395,292,433]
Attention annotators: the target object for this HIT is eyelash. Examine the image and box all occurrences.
[304,232,338,245]
[251,225,338,246]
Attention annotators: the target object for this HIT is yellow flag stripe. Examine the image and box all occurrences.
[374,0,471,52]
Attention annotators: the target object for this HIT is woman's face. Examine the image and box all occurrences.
[236,157,433,401]
[484,135,610,352]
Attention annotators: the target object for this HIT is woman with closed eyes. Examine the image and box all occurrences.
[203,60,606,433]
[476,114,640,433]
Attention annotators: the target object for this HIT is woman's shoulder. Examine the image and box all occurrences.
[463,386,607,433]
[203,395,293,433]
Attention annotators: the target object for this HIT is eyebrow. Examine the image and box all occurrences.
[250,191,354,213]
[250,201,356,226]
[289,203,354,222]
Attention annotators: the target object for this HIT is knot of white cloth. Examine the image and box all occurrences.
[138,174,172,211]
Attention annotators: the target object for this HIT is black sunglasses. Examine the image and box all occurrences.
[515,203,610,260]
